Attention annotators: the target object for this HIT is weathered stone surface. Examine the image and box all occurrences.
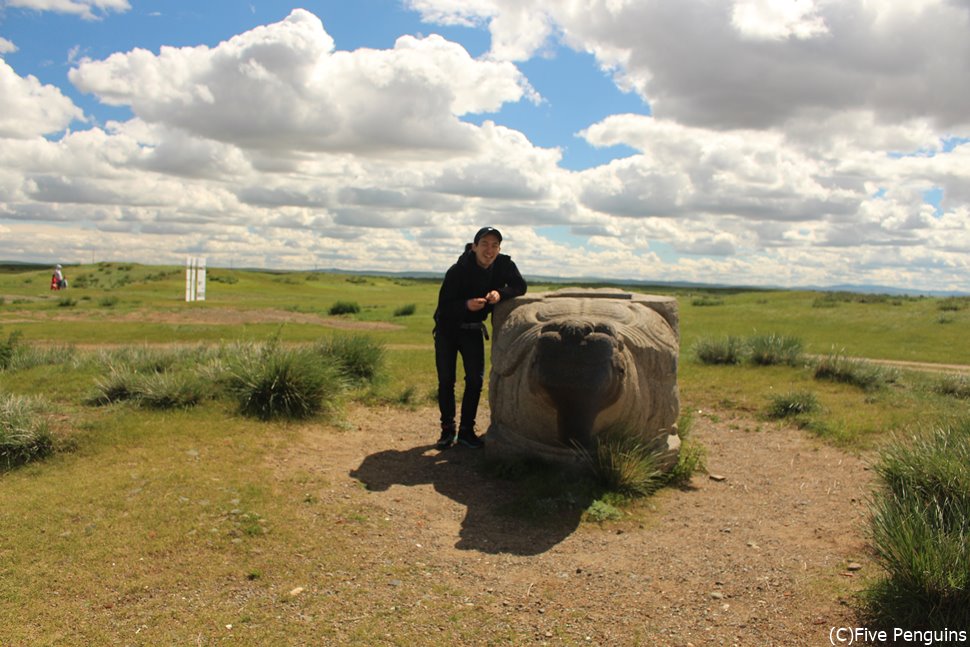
[486,288,680,469]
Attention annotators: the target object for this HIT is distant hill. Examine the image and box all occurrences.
[320,268,968,297]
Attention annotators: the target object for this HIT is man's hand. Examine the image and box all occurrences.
[466,297,487,312]
[484,290,501,304]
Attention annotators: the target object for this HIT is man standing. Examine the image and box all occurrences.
[433,227,527,449]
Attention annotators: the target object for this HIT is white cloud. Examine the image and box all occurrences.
[0,59,84,138]
[0,37,18,54]
[69,9,535,157]
[413,0,970,130]
[5,0,130,20]
[730,0,829,41]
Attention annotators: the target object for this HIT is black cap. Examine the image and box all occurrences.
[474,226,502,244]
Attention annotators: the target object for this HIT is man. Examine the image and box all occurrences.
[432,226,527,449]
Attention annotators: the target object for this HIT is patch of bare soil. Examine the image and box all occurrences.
[278,403,874,646]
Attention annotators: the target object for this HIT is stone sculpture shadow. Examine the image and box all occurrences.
[350,442,585,556]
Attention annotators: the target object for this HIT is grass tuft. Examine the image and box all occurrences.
[813,350,898,391]
[0,329,23,370]
[0,393,55,470]
[748,333,803,366]
[581,427,665,497]
[694,336,745,365]
[766,390,820,419]
[224,343,343,420]
[932,374,970,399]
[393,303,417,317]
[315,335,385,385]
[864,420,970,631]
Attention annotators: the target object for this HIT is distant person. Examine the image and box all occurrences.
[51,264,67,290]
[432,226,527,449]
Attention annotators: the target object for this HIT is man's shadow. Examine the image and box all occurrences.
[350,443,585,555]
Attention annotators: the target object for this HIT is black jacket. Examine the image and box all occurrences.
[433,250,527,335]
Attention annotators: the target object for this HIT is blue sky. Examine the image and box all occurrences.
[1,0,969,292]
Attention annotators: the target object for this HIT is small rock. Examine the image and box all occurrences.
[289,587,305,597]
[846,562,863,571]
[389,579,402,587]
[710,592,724,600]
[709,474,727,482]
[747,541,760,550]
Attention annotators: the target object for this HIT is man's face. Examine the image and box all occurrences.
[473,234,501,268]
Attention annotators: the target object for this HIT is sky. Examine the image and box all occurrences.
[1,0,969,293]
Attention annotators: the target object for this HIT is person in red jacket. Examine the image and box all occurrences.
[432,227,527,449]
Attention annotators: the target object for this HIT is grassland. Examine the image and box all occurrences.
[2,263,968,644]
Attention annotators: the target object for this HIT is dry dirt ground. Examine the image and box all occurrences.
[274,402,874,646]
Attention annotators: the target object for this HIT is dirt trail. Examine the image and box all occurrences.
[276,403,873,645]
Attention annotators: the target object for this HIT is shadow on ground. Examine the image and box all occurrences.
[350,443,586,556]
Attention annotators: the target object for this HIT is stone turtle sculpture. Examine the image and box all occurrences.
[487,288,680,470]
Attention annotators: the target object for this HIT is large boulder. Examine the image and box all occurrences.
[487,288,680,470]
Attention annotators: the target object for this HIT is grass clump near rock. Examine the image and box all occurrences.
[813,350,897,391]
[766,390,820,419]
[0,393,55,470]
[328,300,361,316]
[694,336,746,365]
[748,333,803,366]
[864,420,970,631]
[224,343,343,420]
[582,416,705,497]
[315,334,385,385]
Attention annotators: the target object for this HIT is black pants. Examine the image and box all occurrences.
[435,328,485,431]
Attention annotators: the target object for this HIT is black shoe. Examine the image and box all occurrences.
[435,424,456,450]
[456,427,484,449]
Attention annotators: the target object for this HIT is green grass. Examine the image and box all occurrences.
[2,264,970,641]
[864,420,970,631]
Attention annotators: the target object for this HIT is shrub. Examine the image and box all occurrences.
[0,393,55,470]
[329,301,361,315]
[224,344,343,420]
[938,298,967,312]
[56,296,77,308]
[393,303,417,317]
[691,295,724,307]
[748,334,803,366]
[694,336,745,365]
[315,335,385,384]
[98,295,120,308]
[813,351,897,391]
[864,421,970,630]
[766,390,820,419]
